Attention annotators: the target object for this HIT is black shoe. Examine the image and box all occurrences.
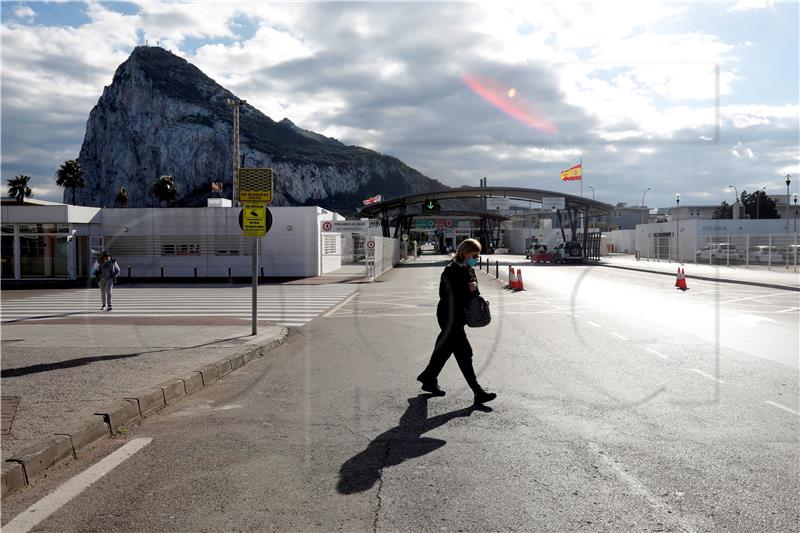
[100,306,105,311]
[474,390,497,404]
[420,381,446,396]
[106,307,113,312]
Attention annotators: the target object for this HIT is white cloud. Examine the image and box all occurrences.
[13,6,36,20]
[0,1,797,211]
[729,0,776,12]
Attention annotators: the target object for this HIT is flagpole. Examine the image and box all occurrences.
[580,158,583,198]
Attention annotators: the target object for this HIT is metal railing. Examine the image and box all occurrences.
[641,233,799,270]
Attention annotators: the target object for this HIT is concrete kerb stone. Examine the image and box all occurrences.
[216,359,233,377]
[197,364,220,386]
[124,388,167,418]
[2,461,27,499]
[0,326,288,500]
[96,399,142,435]
[229,354,245,370]
[7,435,74,482]
[157,379,187,404]
[54,416,111,458]
[182,372,204,395]
[597,262,800,292]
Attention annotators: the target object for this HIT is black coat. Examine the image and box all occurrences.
[436,261,479,328]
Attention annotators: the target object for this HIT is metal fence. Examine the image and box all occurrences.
[643,233,799,269]
[695,234,798,269]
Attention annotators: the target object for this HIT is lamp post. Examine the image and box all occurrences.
[756,186,766,219]
[588,185,595,201]
[729,184,738,219]
[794,193,798,233]
[786,174,792,233]
[641,187,651,225]
[675,193,681,263]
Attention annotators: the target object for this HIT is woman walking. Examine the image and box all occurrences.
[417,238,497,404]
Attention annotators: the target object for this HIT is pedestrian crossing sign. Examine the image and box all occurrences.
[238,168,273,204]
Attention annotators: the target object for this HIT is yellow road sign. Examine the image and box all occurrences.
[242,205,267,236]
[238,168,273,204]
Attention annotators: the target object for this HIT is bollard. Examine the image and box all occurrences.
[495,260,499,279]
[194,265,197,278]
[228,265,232,278]
[260,266,264,277]
[160,266,164,278]
[127,266,132,278]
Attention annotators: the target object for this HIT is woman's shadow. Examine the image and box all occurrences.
[337,394,491,494]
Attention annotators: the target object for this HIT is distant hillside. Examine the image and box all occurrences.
[74,46,447,212]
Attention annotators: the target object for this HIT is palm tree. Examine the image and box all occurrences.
[7,175,33,204]
[152,175,178,207]
[55,159,86,205]
[115,186,129,208]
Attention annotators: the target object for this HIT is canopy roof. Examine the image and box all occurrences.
[360,186,614,217]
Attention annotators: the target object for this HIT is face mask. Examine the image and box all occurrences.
[466,257,479,267]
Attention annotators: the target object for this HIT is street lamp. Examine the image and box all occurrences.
[641,187,651,225]
[588,185,595,201]
[675,193,681,263]
[794,193,798,233]
[786,174,792,233]
[729,185,738,219]
[756,186,766,219]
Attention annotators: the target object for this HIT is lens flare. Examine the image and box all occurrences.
[462,73,557,134]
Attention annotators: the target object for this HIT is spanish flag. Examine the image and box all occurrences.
[560,162,582,181]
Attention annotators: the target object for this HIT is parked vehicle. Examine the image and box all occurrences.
[750,245,784,263]
[531,244,555,263]
[696,243,743,261]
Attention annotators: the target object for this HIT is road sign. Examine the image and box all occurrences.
[320,220,369,233]
[238,168,273,204]
[240,205,273,236]
[422,199,440,213]
[542,196,565,210]
[366,240,375,255]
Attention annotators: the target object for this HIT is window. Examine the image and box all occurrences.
[161,243,201,256]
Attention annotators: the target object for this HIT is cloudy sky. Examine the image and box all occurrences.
[1,0,798,208]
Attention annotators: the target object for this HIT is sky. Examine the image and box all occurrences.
[1,0,798,209]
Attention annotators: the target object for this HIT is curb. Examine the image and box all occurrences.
[596,262,800,292]
[1,327,288,500]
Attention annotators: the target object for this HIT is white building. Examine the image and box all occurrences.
[1,200,399,282]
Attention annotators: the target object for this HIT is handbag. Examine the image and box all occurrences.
[465,295,491,328]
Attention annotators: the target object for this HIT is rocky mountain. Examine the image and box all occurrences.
[74,46,447,212]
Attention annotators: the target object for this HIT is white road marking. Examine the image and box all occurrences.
[689,369,726,384]
[610,332,629,341]
[586,320,601,328]
[645,348,669,360]
[775,307,800,314]
[3,438,152,533]
[322,291,359,317]
[587,442,699,533]
[732,313,780,325]
[765,401,800,416]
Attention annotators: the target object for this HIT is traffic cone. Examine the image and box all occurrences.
[676,267,688,291]
[674,267,681,288]
[507,267,516,289]
[516,269,525,291]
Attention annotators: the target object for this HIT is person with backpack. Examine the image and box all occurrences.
[416,238,496,405]
[92,251,120,311]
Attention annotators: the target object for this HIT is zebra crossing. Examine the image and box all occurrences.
[0,285,358,327]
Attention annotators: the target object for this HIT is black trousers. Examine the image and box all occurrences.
[418,317,481,393]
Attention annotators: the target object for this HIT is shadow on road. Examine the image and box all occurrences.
[0,335,252,378]
[337,394,491,494]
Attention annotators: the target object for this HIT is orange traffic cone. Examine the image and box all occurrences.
[516,269,525,291]
[507,267,516,289]
[674,268,681,288]
[676,267,688,291]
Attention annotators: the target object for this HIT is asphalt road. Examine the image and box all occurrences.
[3,255,798,532]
